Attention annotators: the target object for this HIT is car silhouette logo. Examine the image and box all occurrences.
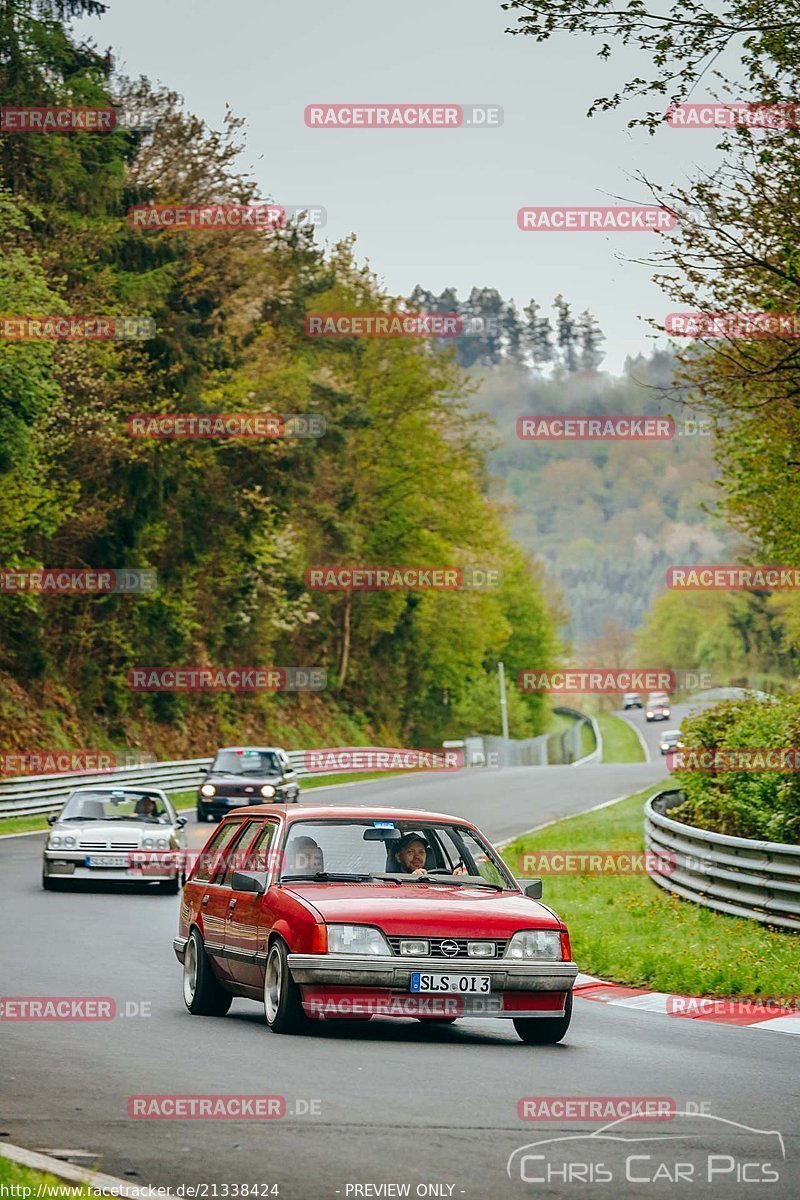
[440,939,459,957]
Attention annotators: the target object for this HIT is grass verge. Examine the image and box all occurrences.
[501,786,800,995]
[597,713,646,763]
[0,1155,94,1196]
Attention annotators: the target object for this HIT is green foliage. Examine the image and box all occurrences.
[0,2,562,752]
[672,696,800,842]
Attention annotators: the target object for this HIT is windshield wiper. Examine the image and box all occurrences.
[62,815,96,821]
[408,872,506,891]
[281,871,374,883]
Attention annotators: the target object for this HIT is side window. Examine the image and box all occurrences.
[215,820,262,888]
[244,821,279,871]
[193,821,245,884]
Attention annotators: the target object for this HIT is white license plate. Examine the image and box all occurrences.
[86,854,129,868]
[226,798,251,806]
[410,973,492,994]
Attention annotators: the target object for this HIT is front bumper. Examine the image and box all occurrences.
[287,952,578,992]
[43,852,179,883]
[174,935,188,963]
[197,795,287,815]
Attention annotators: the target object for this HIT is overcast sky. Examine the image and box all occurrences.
[75,0,722,372]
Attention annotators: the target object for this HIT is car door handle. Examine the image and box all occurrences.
[228,898,237,909]
[202,895,209,907]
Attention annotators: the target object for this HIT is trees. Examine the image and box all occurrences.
[0,2,563,750]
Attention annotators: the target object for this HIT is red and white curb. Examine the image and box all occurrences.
[574,973,800,1035]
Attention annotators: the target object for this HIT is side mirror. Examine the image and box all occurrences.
[517,878,542,899]
[176,816,187,828]
[231,870,266,895]
[198,766,208,776]
[47,812,59,826]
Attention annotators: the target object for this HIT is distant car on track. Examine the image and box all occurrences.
[197,746,300,821]
[174,804,578,1044]
[659,729,683,755]
[42,787,187,892]
[622,692,643,709]
[645,692,671,722]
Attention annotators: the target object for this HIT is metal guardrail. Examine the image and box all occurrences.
[0,751,313,819]
[645,789,800,931]
[552,706,601,765]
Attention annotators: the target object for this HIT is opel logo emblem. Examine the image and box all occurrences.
[440,939,459,958]
[245,787,254,793]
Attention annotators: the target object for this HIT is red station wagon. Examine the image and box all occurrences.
[173,805,578,1044]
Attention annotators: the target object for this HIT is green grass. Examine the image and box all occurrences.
[0,1154,95,1196]
[598,713,646,763]
[579,719,596,759]
[501,787,800,996]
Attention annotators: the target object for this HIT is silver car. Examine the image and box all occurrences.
[42,787,188,893]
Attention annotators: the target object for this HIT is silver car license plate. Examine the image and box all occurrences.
[86,854,129,868]
[410,973,491,994]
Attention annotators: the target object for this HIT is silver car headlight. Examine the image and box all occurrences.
[260,784,276,798]
[49,834,77,849]
[326,925,391,956]
[200,783,215,797]
[505,930,563,960]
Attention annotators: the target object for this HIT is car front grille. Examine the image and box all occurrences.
[78,839,139,851]
[387,936,508,959]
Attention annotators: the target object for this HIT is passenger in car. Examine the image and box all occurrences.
[285,835,324,874]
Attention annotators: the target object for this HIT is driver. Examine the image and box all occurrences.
[135,796,158,818]
[393,832,430,876]
[285,835,324,874]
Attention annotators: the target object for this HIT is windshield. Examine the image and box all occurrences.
[59,791,173,823]
[280,819,516,889]
[212,749,280,775]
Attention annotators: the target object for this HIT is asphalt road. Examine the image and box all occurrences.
[2,764,798,1200]
[615,699,709,763]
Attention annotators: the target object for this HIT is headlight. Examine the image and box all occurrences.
[505,930,563,960]
[260,784,276,798]
[200,784,215,797]
[467,941,497,958]
[399,939,429,956]
[49,834,77,849]
[142,837,156,849]
[326,925,391,956]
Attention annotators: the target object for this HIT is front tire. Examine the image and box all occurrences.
[513,993,572,1045]
[183,928,232,1016]
[196,808,208,823]
[264,939,307,1034]
[42,872,61,891]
